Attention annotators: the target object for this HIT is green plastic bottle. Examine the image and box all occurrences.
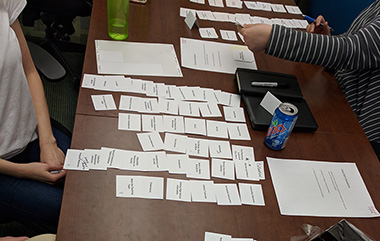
[107,0,129,40]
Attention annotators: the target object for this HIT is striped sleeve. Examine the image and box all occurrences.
[266,21,380,71]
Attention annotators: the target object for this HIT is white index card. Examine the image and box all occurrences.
[271,3,286,13]
[187,158,211,179]
[197,10,212,20]
[180,7,197,18]
[81,74,100,89]
[164,133,188,153]
[185,117,207,136]
[232,145,255,162]
[214,183,242,205]
[143,151,168,171]
[208,0,224,7]
[116,175,142,198]
[158,98,179,115]
[220,30,238,41]
[260,91,282,115]
[118,113,141,131]
[285,5,302,14]
[231,239,255,241]
[179,101,200,117]
[145,82,159,97]
[226,0,242,8]
[198,102,222,117]
[256,161,265,180]
[116,175,164,200]
[190,180,216,203]
[293,19,308,29]
[199,28,219,39]
[137,132,164,151]
[166,178,192,202]
[119,95,142,112]
[235,13,251,25]
[244,1,262,10]
[234,160,260,181]
[204,232,232,241]
[206,120,228,139]
[185,11,198,30]
[239,183,265,206]
[212,158,235,180]
[140,176,164,199]
[64,149,88,171]
[233,49,254,63]
[163,115,185,133]
[142,115,164,132]
[167,154,189,174]
[139,98,159,113]
[190,0,205,4]
[113,149,145,171]
[91,94,117,111]
[179,86,204,101]
[202,88,218,103]
[227,123,251,140]
[95,75,124,91]
[83,149,106,170]
[217,91,241,107]
[223,106,246,122]
[208,140,232,159]
[212,12,228,22]
[187,138,209,158]
[99,147,118,167]
[257,1,272,11]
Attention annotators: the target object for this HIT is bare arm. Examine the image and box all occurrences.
[10,20,65,171]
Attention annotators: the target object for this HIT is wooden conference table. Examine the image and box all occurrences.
[56,0,380,240]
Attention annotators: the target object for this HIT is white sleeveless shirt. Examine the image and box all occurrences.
[0,0,38,159]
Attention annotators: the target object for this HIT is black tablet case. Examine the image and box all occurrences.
[236,68,318,132]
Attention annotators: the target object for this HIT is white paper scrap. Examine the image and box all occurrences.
[260,91,282,115]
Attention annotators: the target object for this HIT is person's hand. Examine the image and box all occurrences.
[40,141,65,171]
[306,15,331,35]
[18,162,66,185]
[237,24,273,53]
[0,236,29,241]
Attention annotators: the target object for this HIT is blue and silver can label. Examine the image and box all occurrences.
[264,103,298,150]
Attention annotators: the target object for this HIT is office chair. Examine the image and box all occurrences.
[21,0,92,82]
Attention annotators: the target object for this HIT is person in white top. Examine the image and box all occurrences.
[0,0,70,234]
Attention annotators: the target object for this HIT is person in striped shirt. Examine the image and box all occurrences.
[238,1,380,157]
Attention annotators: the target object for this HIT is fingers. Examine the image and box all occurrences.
[49,170,66,183]
[315,15,326,27]
[306,23,315,33]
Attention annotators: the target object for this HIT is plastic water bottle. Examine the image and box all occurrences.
[107,0,129,40]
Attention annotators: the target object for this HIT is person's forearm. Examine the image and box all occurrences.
[11,20,56,147]
[0,159,24,178]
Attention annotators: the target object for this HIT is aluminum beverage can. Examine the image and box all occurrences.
[264,103,298,150]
